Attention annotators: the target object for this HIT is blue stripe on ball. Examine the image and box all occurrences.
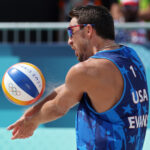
[8,67,39,98]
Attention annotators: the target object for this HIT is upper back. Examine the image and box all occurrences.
[81,54,124,113]
[86,45,149,115]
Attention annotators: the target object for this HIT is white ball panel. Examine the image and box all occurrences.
[4,73,34,101]
[13,63,43,93]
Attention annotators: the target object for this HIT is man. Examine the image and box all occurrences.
[8,5,149,150]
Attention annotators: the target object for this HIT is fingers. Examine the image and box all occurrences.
[7,121,22,140]
[11,129,20,140]
[7,123,17,130]
[11,129,33,140]
[7,116,37,140]
[11,127,25,140]
[12,126,19,136]
[7,120,21,130]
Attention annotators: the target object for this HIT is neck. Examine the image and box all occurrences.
[93,40,120,54]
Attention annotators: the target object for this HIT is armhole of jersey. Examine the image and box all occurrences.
[84,57,127,116]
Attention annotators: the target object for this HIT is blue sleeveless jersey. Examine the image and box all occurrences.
[76,45,149,150]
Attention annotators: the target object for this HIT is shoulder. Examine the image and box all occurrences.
[65,61,89,91]
[65,58,118,89]
[66,58,119,79]
[66,59,100,81]
[65,58,123,109]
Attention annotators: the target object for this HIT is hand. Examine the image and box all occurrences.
[7,115,39,140]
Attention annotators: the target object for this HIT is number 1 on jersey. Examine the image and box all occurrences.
[130,65,136,78]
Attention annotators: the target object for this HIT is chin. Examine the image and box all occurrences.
[78,57,87,62]
[77,54,89,62]
[77,57,82,62]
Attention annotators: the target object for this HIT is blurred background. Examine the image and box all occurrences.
[0,0,150,150]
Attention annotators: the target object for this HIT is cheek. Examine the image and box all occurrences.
[74,38,83,47]
[74,33,87,48]
[81,39,89,49]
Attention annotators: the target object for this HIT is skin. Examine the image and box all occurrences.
[7,17,124,140]
[139,5,150,21]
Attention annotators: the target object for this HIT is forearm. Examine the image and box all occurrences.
[24,84,66,124]
[7,85,67,140]
[34,99,66,124]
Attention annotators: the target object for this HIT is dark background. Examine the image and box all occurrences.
[0,0,59,22]
[0,0,118,22]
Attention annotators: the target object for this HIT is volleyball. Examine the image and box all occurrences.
[2,62,45,105]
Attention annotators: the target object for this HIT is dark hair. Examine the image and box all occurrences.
[69,5,115,40]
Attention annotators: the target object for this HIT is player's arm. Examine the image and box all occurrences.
[25,64,85,124]
[7,63,86,139]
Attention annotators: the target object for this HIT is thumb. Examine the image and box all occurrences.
[7,119,22,130]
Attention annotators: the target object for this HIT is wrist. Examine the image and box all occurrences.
[24,111,41,126]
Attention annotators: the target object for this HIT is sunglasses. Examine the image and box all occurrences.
[67,24,95,38]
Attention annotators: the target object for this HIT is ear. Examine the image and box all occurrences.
[86,24,94,38]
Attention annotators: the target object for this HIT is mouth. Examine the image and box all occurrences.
[71,46,75,50]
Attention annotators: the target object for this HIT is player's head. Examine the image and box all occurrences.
[68,5,115,40]
[67,5,115,62]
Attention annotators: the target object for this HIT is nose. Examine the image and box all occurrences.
[68,37,73,46]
